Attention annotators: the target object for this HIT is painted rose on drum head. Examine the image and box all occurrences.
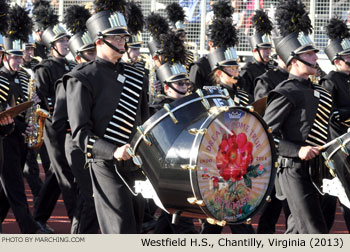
[196,109,272,223]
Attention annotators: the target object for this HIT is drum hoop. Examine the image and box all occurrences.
[133,94,230,151]
[187,106,277,223]
[326,137,350,162]
[189,110,218,218]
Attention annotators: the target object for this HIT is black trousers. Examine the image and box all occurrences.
[0,130,38,233]
[90,160,144,233]
[153,211,197,234]
[34,122,77,223]
[278,158,328,234]
[65,134,99,234]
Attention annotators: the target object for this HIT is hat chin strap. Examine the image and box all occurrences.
[218,66,239,80]
[52,45,65,58]
[339,58,350,67]
[166,82,187,95]
[5,54,15,73]
[293,54,317,69]
[101,37,125,55]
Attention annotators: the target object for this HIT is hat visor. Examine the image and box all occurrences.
[166,74,189,83]
[6,50,23,56]
[214,60,239,70]
[295,44,319,54]
[257,43,272,48]
[103,27,130,37]
[79,43,95,52]
[51,33,71,44]
[127,42,142,48]
[338,49,350,56]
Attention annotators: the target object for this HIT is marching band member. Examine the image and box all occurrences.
[240,10,274,97]
[320,17,350,232]
[263,0,332,233]
[189,0,233,90]
[57,4,99,234]
[0,4,43,234]
[32,3,77,233]
[201,16,254,234]
[64,0,150,233]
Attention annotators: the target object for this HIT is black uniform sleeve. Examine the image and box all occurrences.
[34,65,52,112]
[52,79,68,132]
[254,77,269,101]
[320,78,335,95]
[65,77,117,161]
[263,92,302,158]
[0,123,14,137]
[189,63,205,89]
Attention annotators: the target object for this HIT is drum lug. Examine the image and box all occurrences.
[322,152,336,177]
[268,127,273,134]
[181,164,197,170]
[245,218,252,225]
[207,218,227,227]
[222,89,235,107]
[163,103,178,124]
[336,137,349,156]
[196,89,211,110]
[266,195,271,203]
[247,105,254,112]
[208,106,229,115]
[137,126,152,146]
[275,161,279,168]
[188,128,207,135]
[126,147,143,168]
[187,197,205,206]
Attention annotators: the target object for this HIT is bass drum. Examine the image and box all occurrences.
[131,88,277,224]
[322,132,350,203]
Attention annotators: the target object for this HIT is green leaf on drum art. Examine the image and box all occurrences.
[243,175,252,188]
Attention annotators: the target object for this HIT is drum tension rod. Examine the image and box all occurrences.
[163,103,178,124]
[321,152,336,177]
[187,197,205,206]
[336,137,349,156]
[208,106,229,115]
[188,128,207,135]
[137,126,152,146]
[196,89,211,110]
[180,164,197,170]
[207,218,227,227]
[222,89,235,107]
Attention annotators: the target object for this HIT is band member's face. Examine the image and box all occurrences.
[219,66,239,86]
[336,55,350,73]
[297,50,318,76]
[81,48,97,62]
[23,47,34,62]
[105,35,127,56]
[128,47,140,61]
[6,54,23,72]
[53,36,69,56]
[165,80,189,99]
[257,48,271,63]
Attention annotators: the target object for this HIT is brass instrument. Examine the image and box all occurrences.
[144,53,164,104]
[25,78,50,150]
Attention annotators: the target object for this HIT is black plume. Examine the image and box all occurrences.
[212,0,233,19]
[165,3,185,24]
[94,0,126,13]
[209,17,238,48]
[145,12,169,41]
[159,31,186,64]
[252,10,273,35]
[275,0,313,37]
[7,5,33,42]
[33,5,58,31]
[33,0,50,10]
[326,18,350,40]
[125,1,144,35]
[0,0,9,36]
[63,5,91,34]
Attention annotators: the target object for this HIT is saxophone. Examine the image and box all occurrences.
[25,77,50,150]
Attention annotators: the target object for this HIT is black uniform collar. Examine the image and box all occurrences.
[95,57,124,73]
[0,66,17,79]
[254,59,269,70]
[288,73,313,87]
[336,70,350,78]
[277,66,289,75]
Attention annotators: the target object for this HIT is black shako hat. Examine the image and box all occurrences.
[324,18,350,63]
[248,10,273,49]
[274,0,319,66]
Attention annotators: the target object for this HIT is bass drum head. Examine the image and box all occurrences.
[193,107,276,224]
